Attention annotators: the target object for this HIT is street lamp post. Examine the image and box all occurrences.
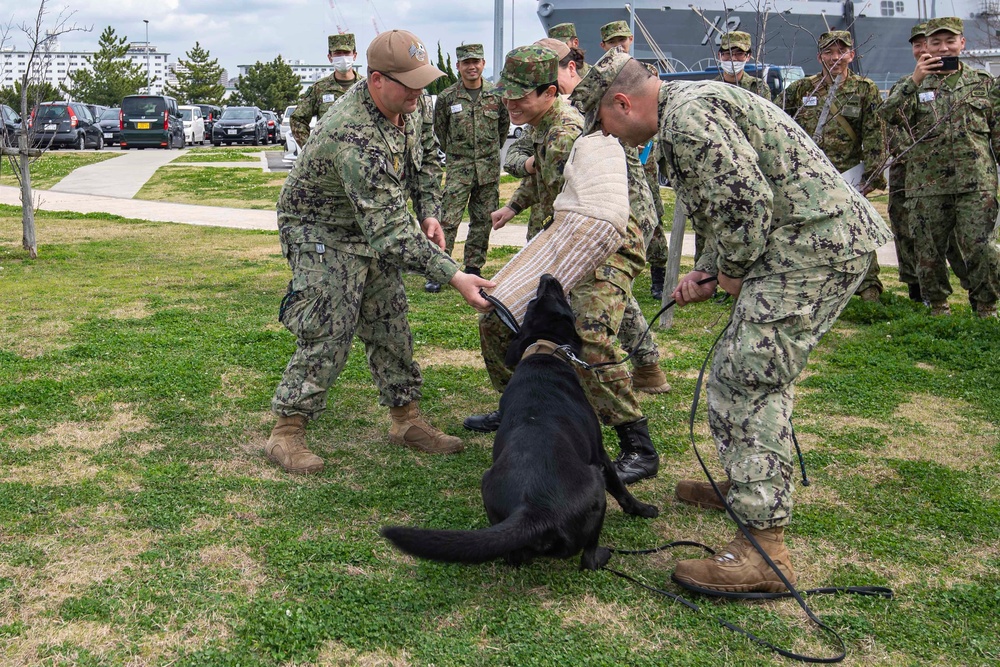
[143,19,150,93]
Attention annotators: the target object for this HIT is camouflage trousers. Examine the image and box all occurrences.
[888,183,969,289]
[907,192,998,305]
[271,245,422,419]
[441,176,499,272]
[707,254,871,529]
[646,222,668,268]
[618,297,660,367]
[855,255,883,296]
[479,271,644,426]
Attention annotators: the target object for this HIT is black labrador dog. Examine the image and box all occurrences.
[382,274,658,570]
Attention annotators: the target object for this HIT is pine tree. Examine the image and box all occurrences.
[231,55,301,112]
[0,80,62,108]
[164,42,225,105]
[62,26,149,106]
[426,42,457,96]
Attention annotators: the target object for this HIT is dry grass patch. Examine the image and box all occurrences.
[134,614,234,663]
[18,403,151,453]
[197,543,266,597]
[0,314,72,357]
[0,619,122,667]
[107,301,152,320]
[316,640,412,667]
[882,394,998,470]
[417,347,484,368]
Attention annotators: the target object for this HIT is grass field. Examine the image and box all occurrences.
[0,152,121,190]
[134,168,288,210]
[1,204,998,666]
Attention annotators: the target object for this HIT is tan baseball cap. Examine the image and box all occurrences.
[367,30,444,89]
[535,37,570,61]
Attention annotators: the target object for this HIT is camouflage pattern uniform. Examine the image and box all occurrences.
[657,81,891,527]
[482,46,648,427]
[714,72,771,100]
[547,23,577,43]
[272,80,456,419]
[880,19,1000,309]
[642,138,668,270]
[784,42,887,297]
[434,45,509,271]
[713,31,772,102]
[290,34,362,148]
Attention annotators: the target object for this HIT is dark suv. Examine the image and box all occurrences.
[2,104,21,147]
[212,106,267,146]
[29,102,104,150]
[119,95,185,149]
[195,104,222,141]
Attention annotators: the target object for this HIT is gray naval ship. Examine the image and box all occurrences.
[536,0,994,88]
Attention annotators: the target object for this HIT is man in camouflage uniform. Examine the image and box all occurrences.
[503,39,671,396]
[267,30,495,475]
[290,33,362,148]
[784,30,887,302]
[880,17,1000,318]
[881,23,970,304]
[580,48,891,594]
[715,31,771,101]
[599,20,633,52]
[428,44,510,293]
[466,44,664,485]
[548,22,580,49]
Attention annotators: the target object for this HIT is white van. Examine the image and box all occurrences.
[178,105,206,146]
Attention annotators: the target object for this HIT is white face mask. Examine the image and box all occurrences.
[332,55,354,74]
[719,60,746,76]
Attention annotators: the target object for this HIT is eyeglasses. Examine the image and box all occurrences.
[375,71,410,89]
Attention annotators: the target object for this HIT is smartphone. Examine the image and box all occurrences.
[939,56,960,71]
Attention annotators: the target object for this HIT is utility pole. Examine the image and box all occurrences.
[143,19,150,93]
[493,0,504,82]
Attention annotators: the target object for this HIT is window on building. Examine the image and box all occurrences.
[880,0,895,15]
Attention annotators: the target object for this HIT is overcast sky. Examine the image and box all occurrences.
[4,0,548,79]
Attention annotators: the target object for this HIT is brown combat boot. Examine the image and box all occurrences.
[675,479,732,511]
[389,402,464,454]
[631,363,671,394]
[265,414,324,474]
[672,526,796,597]
[929,300,951,316]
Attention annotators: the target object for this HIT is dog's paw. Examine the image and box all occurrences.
[580,546,611,571]
[629,502,659,519]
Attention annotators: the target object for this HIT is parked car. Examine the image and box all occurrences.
[119,94,185,150]
[508,123,526,139]
[178,105,206,145]
[1,104,21,146]
[96,107,121,146]
[85,103,108,120]
[262,110,280,143]
[28,101,104,150]
[195,103,222,141]
[212,106,267,146]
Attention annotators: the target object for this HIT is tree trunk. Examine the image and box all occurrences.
[18,131,37,259]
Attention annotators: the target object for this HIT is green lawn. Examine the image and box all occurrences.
[171,147,273,163]
[1,206,998,666]
[0,152,121,189]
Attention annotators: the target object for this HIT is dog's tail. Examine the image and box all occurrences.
[381,512,541,564]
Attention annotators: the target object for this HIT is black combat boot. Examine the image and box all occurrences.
[463,409,502,433]
[907,283,922,303]
[650,266,666,300]
[465,266,482,277]
[613,418,659,485]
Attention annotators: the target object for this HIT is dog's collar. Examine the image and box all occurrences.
[521,339,577,365]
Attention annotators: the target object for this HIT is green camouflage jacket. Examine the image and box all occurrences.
[290,72,361,147]
[657,81,891,279]
[433,79,509,186]
[277,81,456,285]
[417,92,444,218]
[880,65,1000,197]
[784,71,886,189]
[714,73,772,101]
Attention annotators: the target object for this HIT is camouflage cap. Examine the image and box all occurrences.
[909,22,928,42]
[548,22,577,42]
[328,33,356,53]
[818,30,853,49]
[600,20,632,42]
[719,31,752,53]
[569,46,631,134]
[367,30,444,89]
[456,43,485,61]
[495,45,559,99]
[926,16,963,35]
[535,37,570,61]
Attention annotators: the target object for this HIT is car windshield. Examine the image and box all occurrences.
[99,108,119,120]
[222,108,255,120]
[36,105,68,121]
[181,108,194,120]
[122,97,167,117]
[282,106,295,120]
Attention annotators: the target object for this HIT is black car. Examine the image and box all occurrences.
[262,110,280,144]
[96,107,122,146]
[29,101,104,150]
[212,106,267,146]
[1,104,21,147]
[195,104,223,141]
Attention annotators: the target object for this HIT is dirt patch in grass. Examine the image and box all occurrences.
[19,403,151,453]
[882,394,997,469]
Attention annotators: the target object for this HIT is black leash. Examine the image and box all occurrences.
[602,319,893,663]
